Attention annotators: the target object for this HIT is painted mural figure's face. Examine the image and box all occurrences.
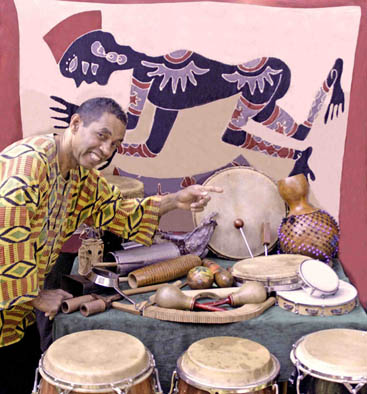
[70,112,126,169]
[60,31,128,87]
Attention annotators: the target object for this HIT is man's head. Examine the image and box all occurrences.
[75,97,127,127]
[68,97,127,170]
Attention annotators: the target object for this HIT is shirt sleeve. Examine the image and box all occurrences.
[0,173,41,309]
[86,172,162,246]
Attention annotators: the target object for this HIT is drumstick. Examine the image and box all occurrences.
[234,219,254,258]
[261,222,271,256]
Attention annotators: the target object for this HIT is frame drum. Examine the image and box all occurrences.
[290,329,367,394]
[170,336,280,394]
[104,174,144,198]
[36,330,162,393]
[276,280,358,317]
[298,259,339,297]
[193,167,286,260]
[232,254,308,291]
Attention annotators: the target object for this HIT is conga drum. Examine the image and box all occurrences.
[290,329,367,393]
[36,330,162,393]
[232,254,308,291]
[169,336,280,393]
[104,174,144,198]
[193,167,286,260]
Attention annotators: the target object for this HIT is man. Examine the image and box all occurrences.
[0,97,221,394]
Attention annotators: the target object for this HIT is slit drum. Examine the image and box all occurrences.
[35,329,162,393]
[169,336,280,393]
[290,329,367,393]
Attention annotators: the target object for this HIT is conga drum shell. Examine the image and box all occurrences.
[174,336,280,393]
[193,167,286,260]
[39,330,158,393]
[104,174,144,198]
[291,329,367,382]
[232,254,308,291]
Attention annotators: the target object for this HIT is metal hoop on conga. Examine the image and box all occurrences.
[34,329,162,393]
[169,336,280,394]
[193,167,286,260]
[290,329,367,394]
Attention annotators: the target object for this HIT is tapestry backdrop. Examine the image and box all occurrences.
[12,0,361,225]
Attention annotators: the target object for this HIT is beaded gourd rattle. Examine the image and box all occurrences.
[277,174,339,264]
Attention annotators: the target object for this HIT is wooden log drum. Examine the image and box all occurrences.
[36,330,162,393]
[169,336,280,394]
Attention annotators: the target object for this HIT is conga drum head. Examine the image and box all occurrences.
[232,254,308,291]
[193,167,286,259]
[277,280,358,316]
[291,329,367,383]
[39,330,153,392]
[299,259,339,296]
[104,174,144,198]
[177,336,280,392]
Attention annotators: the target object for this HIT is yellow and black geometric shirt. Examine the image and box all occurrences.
[0,134,161,347]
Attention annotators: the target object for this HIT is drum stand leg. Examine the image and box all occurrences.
[344,382,366,394]
[169,370,179,394]
[31,367,39,394]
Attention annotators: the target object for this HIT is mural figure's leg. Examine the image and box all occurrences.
[253,58,344,141]
[221,94,314,180]
[127,77,152,130]
[120,108,178,157]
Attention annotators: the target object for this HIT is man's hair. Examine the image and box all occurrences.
[75,97,127,126]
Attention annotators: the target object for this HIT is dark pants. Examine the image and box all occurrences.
[0,323,41,394]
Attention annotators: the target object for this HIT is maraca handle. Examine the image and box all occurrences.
[193,302,226,312]
[200,297,231,307]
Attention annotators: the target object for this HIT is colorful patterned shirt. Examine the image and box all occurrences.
[0,134,161,346]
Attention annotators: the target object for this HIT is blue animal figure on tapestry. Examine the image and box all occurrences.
[52,30,345,181]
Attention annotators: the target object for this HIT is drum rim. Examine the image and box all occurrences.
[39,347,155,392]
[233,275,302,292]
[192,166,286,260]
[175,353,280,393]
[290,338,367,384]
[299,259,339,295]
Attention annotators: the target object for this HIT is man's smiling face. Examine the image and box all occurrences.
[70,112,126,169]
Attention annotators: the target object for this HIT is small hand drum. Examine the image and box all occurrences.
[232,254,309,292]
[277,280,358,317]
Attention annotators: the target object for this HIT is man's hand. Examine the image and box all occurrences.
[159,185,223,215]
[29,289,73,320]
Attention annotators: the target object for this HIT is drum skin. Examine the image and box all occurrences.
[38,330,158,394]
[193,167,286,260]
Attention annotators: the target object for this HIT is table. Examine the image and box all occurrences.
[53,258,367,393]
